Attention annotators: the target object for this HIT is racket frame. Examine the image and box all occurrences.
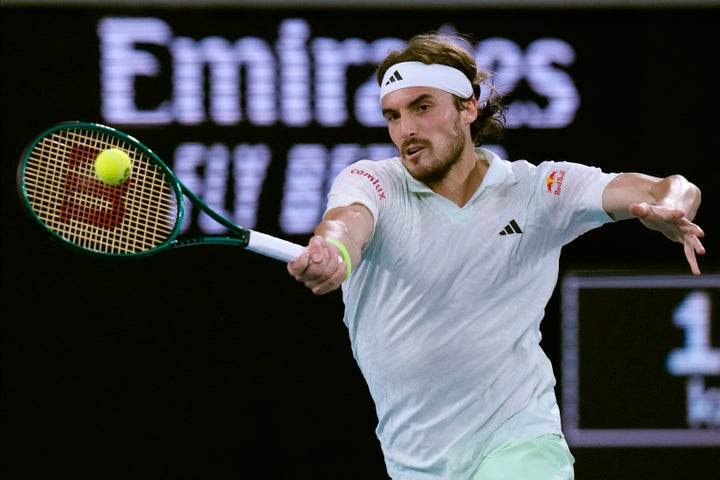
[17,121,304,261]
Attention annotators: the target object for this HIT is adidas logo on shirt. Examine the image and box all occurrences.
[499,219,523,235]
[385,70,403,85]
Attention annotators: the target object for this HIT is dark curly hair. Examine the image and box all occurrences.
[376,32,506,147]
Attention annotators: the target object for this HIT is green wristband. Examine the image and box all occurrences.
[326,238,352,280]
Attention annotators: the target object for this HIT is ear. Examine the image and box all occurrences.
[461,97,479,124]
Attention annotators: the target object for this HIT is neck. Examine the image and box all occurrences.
[429,149,488,207]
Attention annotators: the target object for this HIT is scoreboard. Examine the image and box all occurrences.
[561,273,720,446]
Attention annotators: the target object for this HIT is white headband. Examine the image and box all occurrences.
[379,61,474,101]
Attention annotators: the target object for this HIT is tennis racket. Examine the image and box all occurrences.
[17,121,307,262]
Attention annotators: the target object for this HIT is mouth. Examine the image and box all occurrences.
[404,143,425,160]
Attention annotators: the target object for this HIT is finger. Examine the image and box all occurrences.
[288,250,311,276]
[318,246,342,277]
[691,235,706,256]
[692,224,706,241]
[681,221,705,253]
[296,248,338,288]
[310,262,347,295]
[684,242,701,275]
[628,202,649,218]
[310,249,326,265]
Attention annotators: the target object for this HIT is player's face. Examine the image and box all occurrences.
[381,87,472,184]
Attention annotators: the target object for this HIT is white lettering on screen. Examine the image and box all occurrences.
[97,17,578,235]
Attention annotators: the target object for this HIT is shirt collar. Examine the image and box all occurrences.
[403,147,512,194]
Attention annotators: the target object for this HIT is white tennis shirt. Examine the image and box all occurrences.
[325,148,618,479]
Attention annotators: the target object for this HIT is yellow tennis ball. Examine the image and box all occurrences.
[94,148,132,185]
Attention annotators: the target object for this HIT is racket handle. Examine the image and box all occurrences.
[246,230,306,262]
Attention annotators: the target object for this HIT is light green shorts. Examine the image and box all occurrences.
[470,434,575,480]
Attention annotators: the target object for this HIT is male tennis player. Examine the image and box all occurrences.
[287,32,705,479]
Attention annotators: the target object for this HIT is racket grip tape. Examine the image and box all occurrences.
[245,230,306,262]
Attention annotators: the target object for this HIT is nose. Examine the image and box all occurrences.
[398,114,417,139]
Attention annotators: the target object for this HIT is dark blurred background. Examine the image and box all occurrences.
[2,1,719,478]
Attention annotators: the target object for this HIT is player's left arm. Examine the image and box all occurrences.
[602,173,705,274]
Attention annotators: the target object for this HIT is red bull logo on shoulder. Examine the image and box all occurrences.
[545,170,566,196]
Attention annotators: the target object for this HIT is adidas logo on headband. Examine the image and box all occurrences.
[379,61,474,101]
[385,70,404,85]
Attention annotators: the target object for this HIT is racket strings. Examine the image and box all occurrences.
[23,127,179,254]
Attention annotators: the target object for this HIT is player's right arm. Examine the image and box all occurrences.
[288,202,374,295]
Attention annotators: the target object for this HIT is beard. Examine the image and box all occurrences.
[404,116,467,185]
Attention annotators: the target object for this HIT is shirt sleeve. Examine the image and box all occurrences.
[537,160,619,244]
[325,159,387,224]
